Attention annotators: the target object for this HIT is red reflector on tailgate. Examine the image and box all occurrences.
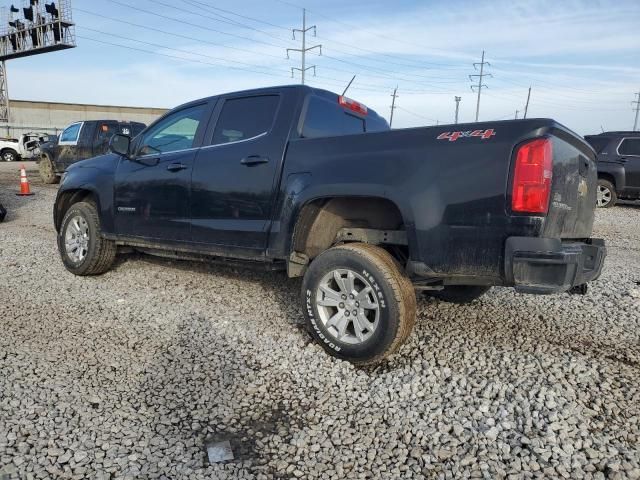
[512,138,553,214]
[338,96,368,115]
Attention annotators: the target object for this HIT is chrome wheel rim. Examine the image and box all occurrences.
[3,152,14,162]
[64,215,90,263]
[315,269,380,345]
[596,185,612,207]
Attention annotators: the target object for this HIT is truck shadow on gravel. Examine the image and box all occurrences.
[135,314,307,478]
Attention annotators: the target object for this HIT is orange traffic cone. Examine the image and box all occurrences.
[16,164,34,196]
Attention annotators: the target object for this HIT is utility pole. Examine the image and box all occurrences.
[389,86,398,128]
[469,50,491,122]
[523,86,531,119]
[286,8,322,84]
[515,110,519,119]
[454,96,461,124]
[633,91,640,131]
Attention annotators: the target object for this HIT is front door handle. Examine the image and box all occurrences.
[241,155,269,166]
[167,163,188,172]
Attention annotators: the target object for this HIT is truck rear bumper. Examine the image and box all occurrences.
[505,237,606,294]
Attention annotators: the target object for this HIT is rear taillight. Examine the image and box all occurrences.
[511,138,553,214]
[338,96,368,116]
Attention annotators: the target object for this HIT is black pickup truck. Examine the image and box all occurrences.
[53,85,606,364]
[585,131,640,207]
[38,119,146,184]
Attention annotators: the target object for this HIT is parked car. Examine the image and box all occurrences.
[38,120,146,184]
[585,131,640,207]
[53,85,606,364]
[0,132,49,162]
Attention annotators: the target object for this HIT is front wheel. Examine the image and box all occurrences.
[596,179,616,208]
[39,155,59,184]
[302,243,416,365]
[58,201,116,275]
[2,149,17,162]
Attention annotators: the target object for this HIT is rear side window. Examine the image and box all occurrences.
[211,95,279,145]
[585,137,610,154]
[618,138,640,156]
[303,96,365,138]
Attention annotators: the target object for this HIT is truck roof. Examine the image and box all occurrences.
[176,84,385,122]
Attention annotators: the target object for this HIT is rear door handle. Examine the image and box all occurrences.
[241,155,269,166]
[167,163,188,172]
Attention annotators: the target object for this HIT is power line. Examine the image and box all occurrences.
[469,50,491,122]
[286,8,322,84]
[179,0,291,31]
[76,35,287,81]
[77,27,287,74]
[107,0,288,50]
[396,106,438,124]
[74,8,287,61]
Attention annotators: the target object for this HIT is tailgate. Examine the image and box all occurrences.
[543,129,598,239]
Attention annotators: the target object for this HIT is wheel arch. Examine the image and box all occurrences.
[288,196,410,276]
[54,189,100,232]
[1,147,19,159]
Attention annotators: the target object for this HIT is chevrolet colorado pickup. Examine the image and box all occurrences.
[38,120,146,184]
[585,131,640,207]
[54,85,606,364]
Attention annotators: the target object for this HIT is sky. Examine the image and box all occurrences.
[6,0,640,134]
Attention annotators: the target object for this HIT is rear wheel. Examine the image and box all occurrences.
[596,179,616,208]
[58,201,116,275]
[426,285,491,304]
[2,149,17,162]
[39,155,59,184]
[302,243,416,365]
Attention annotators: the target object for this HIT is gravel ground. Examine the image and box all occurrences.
[1,161,639,480]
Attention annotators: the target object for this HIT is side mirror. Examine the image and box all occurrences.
[110,133,131,157]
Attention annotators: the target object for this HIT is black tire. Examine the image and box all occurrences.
[57,201,117,276]
[426,285,491,304]
[301,243,416,365]
[596,179,616,208]
[2,149,18,162]
[39,155,59,184]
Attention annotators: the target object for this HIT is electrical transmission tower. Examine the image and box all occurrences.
[515,110,519,119]
[454,96,461,124]
[469,50,491,122]
[389,86,398,128]
[633,91,640,131]
[286,8,321,84]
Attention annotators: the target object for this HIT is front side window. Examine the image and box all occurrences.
[211,95,279,146]
[138,104,206,156]
[60,123,82,143]
[619,138,640,156]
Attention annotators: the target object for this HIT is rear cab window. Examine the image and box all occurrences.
[301,93,389,139]
[211,95,280,145]
[618,138,640,156]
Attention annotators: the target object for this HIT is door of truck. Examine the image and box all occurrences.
[114,102,213,241]
[618,138,640,193]
[190,92,289,256]
[56,122,84,170]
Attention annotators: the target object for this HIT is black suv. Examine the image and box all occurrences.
[585,131,640,207]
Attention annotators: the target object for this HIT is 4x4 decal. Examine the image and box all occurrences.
[437,129,496,142]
